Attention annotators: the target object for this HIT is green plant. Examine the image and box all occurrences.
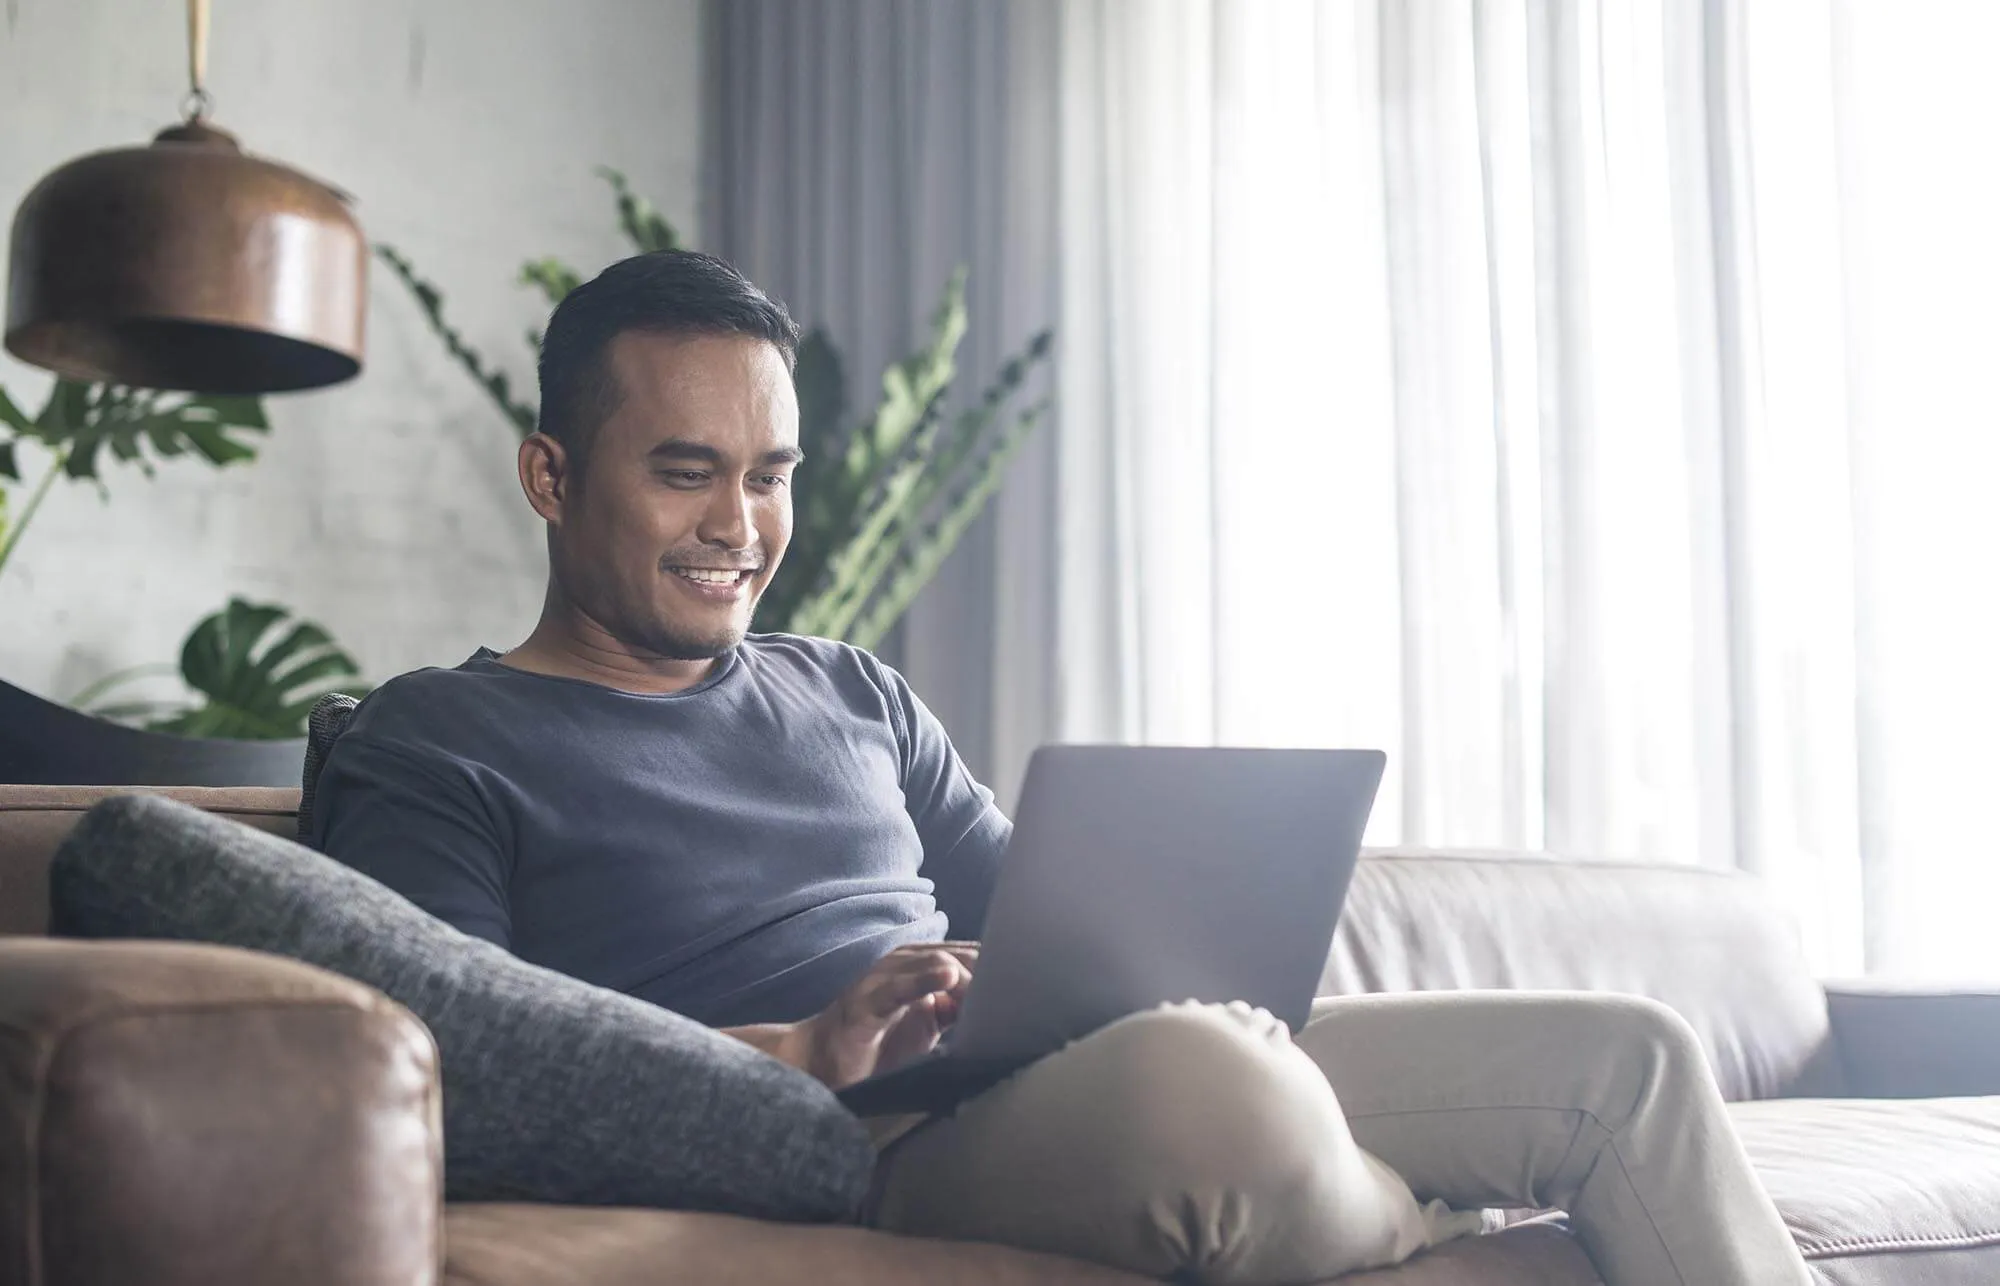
[378,168,1053,651]
[70,598,366,739]
[0,380,370,738]
[0,379,267,580]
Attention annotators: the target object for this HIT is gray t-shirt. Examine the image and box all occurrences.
[309,636,1010,1027]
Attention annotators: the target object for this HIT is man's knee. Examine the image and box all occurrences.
[1587,995,1711,1074]
[1550,993,1718,1134]
[877,1002,1430,1282]
[1065,1001,1347,1187]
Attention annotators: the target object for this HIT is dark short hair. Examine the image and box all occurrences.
[536,249,800,463]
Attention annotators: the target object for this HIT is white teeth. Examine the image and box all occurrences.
[673,568,744,584]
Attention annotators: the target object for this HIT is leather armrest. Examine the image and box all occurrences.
[1824,981,2000,1098]
[0,939,442,1286]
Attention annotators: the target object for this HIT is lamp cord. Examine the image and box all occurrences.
[182,0,212,122]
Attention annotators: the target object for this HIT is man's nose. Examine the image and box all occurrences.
[697,481,755,549]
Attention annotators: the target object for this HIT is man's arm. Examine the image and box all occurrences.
[874,661,1012,939]
[310,732,514,947]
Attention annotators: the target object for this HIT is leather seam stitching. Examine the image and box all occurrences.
[0,804,294,817]
[17,1028,52,1286]
[0,995,400,1047]
[1799,1229,2000,1259]
[1361,854,1746,878]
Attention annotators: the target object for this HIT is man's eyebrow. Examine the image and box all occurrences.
[646,439,722,463]
[644,440,804,467]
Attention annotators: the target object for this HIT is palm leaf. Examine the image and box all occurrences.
[765,276,975,636]
[520,258,583,309]
[18,381,266,480]
[598,167,682,253]
[776,322,1052,640]
[144,599,368,739]
[845,271,968,488]
[844,398,1052,650]
[789,386,956,637]
[0,386,31,437]
[754,331,857,634]
[376,244,542,439]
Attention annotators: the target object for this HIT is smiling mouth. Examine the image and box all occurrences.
[667,566,756,586]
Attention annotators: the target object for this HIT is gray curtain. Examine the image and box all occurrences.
[703,0,1062,796]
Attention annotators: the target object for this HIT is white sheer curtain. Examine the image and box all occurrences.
[1823,0,2000,977]
[704,0,2000,978]
[1012,0,2000,978]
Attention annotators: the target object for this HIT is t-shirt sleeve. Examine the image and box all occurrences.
[308,732,514,948]
[872,659,1012,940]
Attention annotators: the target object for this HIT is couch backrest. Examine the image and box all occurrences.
[1328,849,1840,1101]
[0,787,299,936]
[0,788,1842,1101]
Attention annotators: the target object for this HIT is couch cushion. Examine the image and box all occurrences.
[0,786,298,936]
[440,1204,1601,1286]
[1326,851,1840,1101]
[49,794,875,1224]
[1730,1097,2000,1285]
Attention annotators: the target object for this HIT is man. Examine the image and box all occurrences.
[313,251,1810,1286]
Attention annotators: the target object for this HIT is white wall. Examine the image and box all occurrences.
[0,0,702,703]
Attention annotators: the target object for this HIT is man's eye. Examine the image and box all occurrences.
[754,474,791,489]
[660,470,708,486]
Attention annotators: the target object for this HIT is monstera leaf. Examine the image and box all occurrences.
[161,599,367,738]
[78,599,367,740]
[0,379,268,580]
[23,381,267,481]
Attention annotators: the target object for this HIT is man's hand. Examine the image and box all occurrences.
[782,942,978,1090]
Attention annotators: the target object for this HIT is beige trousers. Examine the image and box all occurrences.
[870,992,1811,1286]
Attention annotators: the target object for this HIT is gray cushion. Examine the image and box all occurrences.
[298,691,359,842]
[48,793,874,1223]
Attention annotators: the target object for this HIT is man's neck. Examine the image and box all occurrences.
[499,602,721,696]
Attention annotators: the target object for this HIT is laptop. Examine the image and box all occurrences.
[836,744,1385,1117]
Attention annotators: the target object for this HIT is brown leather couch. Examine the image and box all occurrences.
[2,786,1996,1286]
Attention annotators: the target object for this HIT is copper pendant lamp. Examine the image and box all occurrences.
[3,0,366,394]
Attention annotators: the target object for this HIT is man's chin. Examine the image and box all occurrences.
[636,615,752,662]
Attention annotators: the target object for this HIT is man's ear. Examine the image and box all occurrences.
[519,432,571,526]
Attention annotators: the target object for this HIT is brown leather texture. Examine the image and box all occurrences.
[441,1204,1594,1286]
[1825,984,2000,1098]
[0,786,298,936]
[1327,849,1842,1102]
[0,938,441,1286]
[1733,1097,2000,1285]
[442,1203,1150,1286]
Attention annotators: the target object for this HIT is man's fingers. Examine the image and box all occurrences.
[886,942,979,971]
[880,946,977,979]
[856,953,971,1018]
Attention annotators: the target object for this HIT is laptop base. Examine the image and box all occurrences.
[835,1054,1027,1118]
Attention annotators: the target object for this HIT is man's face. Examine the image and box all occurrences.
[548,331,800,660]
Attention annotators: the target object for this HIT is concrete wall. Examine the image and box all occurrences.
[0,0,702,705]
